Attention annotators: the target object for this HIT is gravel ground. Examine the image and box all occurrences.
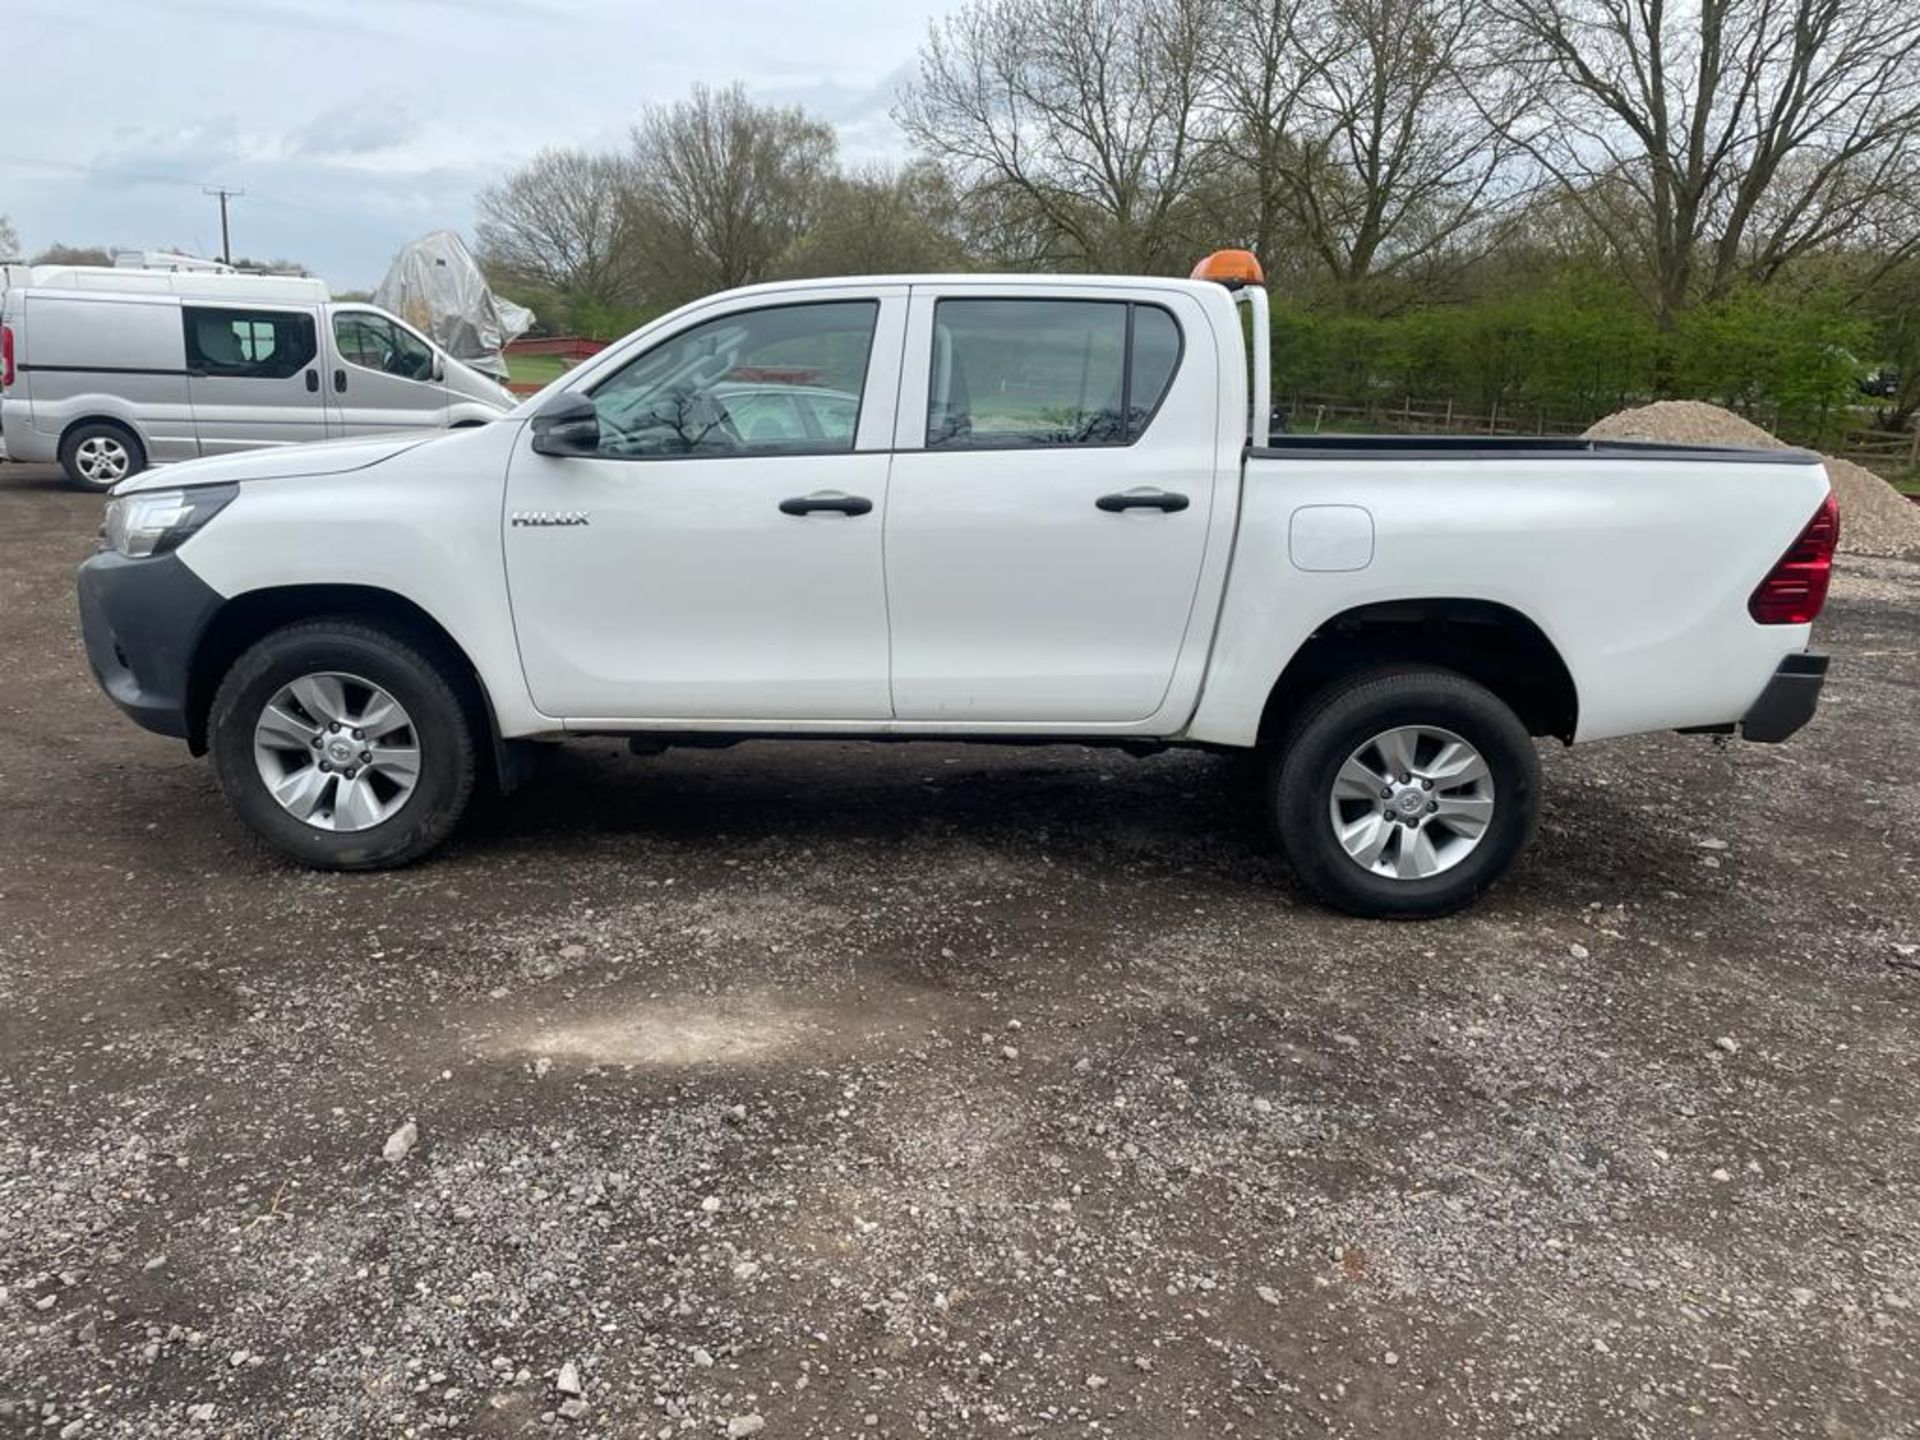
[2,461,1918,1439]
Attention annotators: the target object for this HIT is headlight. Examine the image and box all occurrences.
[101,484,238,558]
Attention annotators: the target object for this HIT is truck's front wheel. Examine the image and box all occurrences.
[208,620,476,870]
[1271,669,1540,918]
[60,421,146,491]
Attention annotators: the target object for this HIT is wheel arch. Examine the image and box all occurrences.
[1256,597,1579,748]
[186,583,524,790]
[59,412,148,458]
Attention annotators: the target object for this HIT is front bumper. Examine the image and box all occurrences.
[1741,650,1828,743]
[76,549,223,740]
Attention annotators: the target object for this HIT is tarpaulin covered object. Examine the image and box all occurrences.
[373,231,533,381]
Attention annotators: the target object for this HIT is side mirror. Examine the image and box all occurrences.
[430,355,446,383]
[530,391,600,457]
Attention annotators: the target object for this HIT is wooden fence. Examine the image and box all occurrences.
[1285,392,1920,475]
[1285,394,1593,438]
[505,335,608,360]
[1828,426,1920,473]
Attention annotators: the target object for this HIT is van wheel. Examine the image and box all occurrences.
[208,620,476,870]
[1270,668,1540,918]
[60,421,146,491]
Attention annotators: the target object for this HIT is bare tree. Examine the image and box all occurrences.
[629,84,836,302]
[896,0,1217,273]
[1493,0,1920,330]
[0,215,19,260]
[1284,0,1524,299]
[1206,0,1321,267]
[779,162,968,277]
[476,148,643,310]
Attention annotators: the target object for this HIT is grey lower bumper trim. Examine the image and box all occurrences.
[77,549,223,740]
[1741,650,1828,743]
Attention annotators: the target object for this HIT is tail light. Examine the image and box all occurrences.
[1,324,13,389]
[1749,491,1839,624]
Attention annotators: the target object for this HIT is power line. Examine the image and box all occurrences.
[0,149,361,219]
[0,150,209,190]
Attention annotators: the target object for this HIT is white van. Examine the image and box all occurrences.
[0,267,514,488]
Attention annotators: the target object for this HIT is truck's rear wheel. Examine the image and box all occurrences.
[60,421,145,491]
[208,620,476,869]
[1271,668,1539,918]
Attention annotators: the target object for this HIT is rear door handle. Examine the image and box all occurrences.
[780,491,873,517]
[1097,488,1189,513]
[305,370,319,393]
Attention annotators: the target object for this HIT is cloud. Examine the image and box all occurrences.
[290,97,420,160]
[134,0,390,42]
[756,62,919,161]
[1,0,948,287]
[87,119,249,186]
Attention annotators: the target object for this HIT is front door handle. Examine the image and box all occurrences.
[333,369,347,393]
[1097,488,1189,513]
[780,491,873,517]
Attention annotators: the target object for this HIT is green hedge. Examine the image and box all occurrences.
[1270,276,1868,443]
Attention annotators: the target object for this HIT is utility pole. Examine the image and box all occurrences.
[202,186,244,265]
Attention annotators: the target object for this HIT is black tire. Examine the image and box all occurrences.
[1270,668,1540,919]
[208,620,476,870]
[59,420,146,491]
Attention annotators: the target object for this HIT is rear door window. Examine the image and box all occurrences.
[184,307,317,379]
[925,299,1182,449]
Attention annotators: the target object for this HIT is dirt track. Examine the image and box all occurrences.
[2,460,1917,1438]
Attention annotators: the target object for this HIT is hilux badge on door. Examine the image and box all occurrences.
[511,510,590,527]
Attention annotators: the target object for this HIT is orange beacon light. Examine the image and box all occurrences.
[1190,249,1265,288]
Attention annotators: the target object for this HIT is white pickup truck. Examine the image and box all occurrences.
[77,251,1836,916]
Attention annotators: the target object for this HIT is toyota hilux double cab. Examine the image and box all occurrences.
[76,251,1836,916]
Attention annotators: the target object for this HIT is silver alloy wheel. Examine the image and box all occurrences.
[74,434,132,485]
[252,671,421,832]
[1327,724,1496,880]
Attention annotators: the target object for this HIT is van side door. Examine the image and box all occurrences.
[324,307,449,436]
[181,304,328,455]
[883,287,1223,728]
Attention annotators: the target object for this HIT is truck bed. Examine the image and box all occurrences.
[1249,434,1820,464]
[1184,438,1834,748]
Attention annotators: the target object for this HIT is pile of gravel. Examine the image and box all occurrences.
[1585,399,1920,559]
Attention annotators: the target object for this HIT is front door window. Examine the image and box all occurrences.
[333,312,435,382]
[587,301,878,459]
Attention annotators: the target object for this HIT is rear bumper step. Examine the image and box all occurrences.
[1741,651,1828,743]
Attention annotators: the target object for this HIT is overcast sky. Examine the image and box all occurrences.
[1,0,939,288]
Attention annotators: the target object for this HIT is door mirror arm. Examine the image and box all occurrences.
[529,391,600,457]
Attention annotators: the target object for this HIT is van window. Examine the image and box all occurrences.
[926,299,1182,449]
[184,307,317,380]
[332,312,435,382]
[586,301,877,459]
